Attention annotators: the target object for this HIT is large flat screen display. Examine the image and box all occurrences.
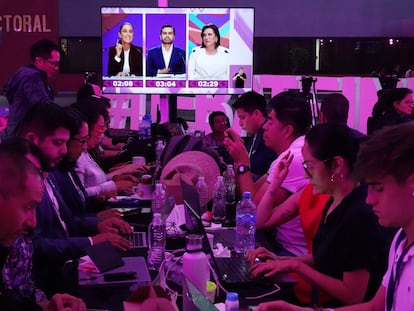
[101,7,254,95]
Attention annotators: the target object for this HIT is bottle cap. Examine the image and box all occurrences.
[243,192,251,199]
[226,292,238,301]
[185,234,203,251]
[217,176,224,182]
[198,176,205,182]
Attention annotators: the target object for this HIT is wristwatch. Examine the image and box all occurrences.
[236,164,250,175]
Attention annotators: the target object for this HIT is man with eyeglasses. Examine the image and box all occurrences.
[0,137,86,311]
[17,103,132,297]
[3,39,60,138]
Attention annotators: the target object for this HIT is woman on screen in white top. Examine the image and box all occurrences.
[188,23,229,80]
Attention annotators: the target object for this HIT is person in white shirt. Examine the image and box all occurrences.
[225,91,312,256]
[188,23,229,80]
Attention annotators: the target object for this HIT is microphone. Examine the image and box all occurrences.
[177,52,186,75]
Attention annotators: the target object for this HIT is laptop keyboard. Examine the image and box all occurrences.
[215,256,253,283]
[127,232,147,248]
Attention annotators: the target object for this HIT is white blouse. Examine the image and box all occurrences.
[75,151,117,197]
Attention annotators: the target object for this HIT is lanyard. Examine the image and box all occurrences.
[248,134,257,157]
[386,230,413,311]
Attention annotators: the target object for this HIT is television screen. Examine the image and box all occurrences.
[101,7,254,95]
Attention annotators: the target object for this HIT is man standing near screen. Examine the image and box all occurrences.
[146,25,186,77]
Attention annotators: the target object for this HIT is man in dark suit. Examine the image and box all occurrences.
[17,103,132,296]
[146,25,186,76]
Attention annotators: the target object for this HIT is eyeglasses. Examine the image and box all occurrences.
[44,59,60,67]
[302,159,331,178]
[71,137,89,145]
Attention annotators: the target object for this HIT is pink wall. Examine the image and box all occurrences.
[107,75,414,135]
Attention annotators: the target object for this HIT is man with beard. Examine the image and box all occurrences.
[18,103,132,296]
[0,137,86,310]
[146,24,186,76]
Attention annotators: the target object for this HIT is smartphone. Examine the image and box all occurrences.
[103,271,137,282]
[226,131,235,141]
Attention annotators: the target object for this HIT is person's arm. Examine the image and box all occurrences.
[254,285,385,311]
[223,128,258,196]
[250,258,371,305]
[107,163,147,178]
[256,152,298,228]
[23,75,54,104]
[75,160,117,197]
[335,285,386,311]
[38,293,86,311]
[107,46,121,76]
[188,48,197,80]
[257,189,301,229]
[146,49,156,76]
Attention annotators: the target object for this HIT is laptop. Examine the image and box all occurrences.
[181,181,295,288]
[183,276,219,311]
[184,198,267,287]
[180,182,271,288]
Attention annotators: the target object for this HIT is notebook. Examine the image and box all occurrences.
[85,241,124,273]
[79,256,151,288]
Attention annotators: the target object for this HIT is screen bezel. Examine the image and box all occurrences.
[101,7,254,95]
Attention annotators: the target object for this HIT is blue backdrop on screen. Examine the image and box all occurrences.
[102,14,143,77]
[145,14,186,54]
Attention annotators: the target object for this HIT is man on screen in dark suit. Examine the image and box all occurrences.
[146,25,186,76]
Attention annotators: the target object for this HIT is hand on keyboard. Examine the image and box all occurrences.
[248,258,296,278]
[245,247,278,264]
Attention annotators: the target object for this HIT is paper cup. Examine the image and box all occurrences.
[132,156,146,165]
[140,174,152,185]
[133,183,153,199]
[206,281,216,303]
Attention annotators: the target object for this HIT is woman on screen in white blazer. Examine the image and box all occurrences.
[188,23,229,80]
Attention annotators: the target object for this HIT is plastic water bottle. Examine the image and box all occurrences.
[196,176,209,214]
[155,140,165,170]
[224,165,236,206]
[147,213,166,270]
[212,176,226,223]
[151,183,166,216]
[182,234,209,311]
[223,164,236,224]
[225,292,239,311]
[235,192,257,253]
[138,114,151,139]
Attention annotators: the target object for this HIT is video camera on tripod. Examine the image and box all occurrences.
[301,76,317,95]
[300,76,319,125]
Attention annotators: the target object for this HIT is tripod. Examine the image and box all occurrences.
[301,76,319,126]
